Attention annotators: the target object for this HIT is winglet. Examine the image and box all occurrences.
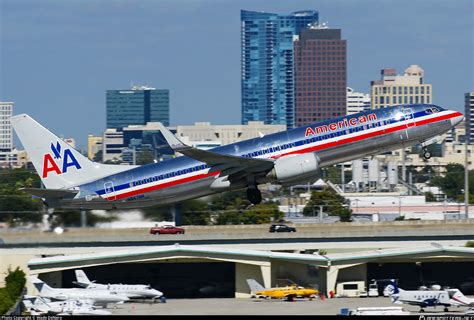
[155,122,188,151]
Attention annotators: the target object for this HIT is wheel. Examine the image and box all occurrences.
[420,308,425,313]
[155,231,160,235]
[247,188,262,204]
[444,307,449,312]
[423,151,431,159]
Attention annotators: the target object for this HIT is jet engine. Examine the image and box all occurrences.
[267,153,319,185]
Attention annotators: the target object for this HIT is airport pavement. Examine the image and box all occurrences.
[110,297,472,315]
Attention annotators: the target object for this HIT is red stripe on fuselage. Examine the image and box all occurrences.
[106,111,460,200]
[107,171,220,200]
[273,111,460,158]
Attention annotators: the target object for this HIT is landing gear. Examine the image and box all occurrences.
[422,147,431,160]
[247,187,262,205]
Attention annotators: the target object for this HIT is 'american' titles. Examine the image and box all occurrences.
[305,113,378,137]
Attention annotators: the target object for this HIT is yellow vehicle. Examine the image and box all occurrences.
[246,279,319,301]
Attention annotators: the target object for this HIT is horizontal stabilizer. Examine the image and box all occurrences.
[22,188,78,199]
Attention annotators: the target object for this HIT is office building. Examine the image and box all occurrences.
[0,101,13,152]
[465,92,474,143]
[176,121,286,146]
[102,129,124,163]
[371,65,432,109]
[294,27,347,125]
[87,135,103,160]
[346,87,370,115]
[106,85,169,130]
[241,10,318,128]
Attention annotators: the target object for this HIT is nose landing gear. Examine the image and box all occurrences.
[422,147,432,160]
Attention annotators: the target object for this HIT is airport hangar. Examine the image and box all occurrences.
[17,244,474,298]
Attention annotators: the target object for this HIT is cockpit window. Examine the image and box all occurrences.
[426,107,440,114]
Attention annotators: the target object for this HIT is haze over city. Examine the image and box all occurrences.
[1,0,472,149]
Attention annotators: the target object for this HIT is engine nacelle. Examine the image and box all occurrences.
[267,153,319,185]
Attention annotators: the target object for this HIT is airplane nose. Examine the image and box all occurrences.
[450,112,464,127]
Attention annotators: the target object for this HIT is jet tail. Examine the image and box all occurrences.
[75,269,92,286]
[246,279,265,293]
[10,114,136,190]
[30,276,55,295]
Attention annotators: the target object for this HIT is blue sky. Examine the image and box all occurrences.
[1,0,472,150]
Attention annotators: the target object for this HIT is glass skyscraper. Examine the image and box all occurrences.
[241,10,318,128]
[106,85,169,130]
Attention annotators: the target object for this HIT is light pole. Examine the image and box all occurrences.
[465,134,469,219]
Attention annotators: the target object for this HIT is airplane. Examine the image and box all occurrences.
[246,279,319,301]
[23,295,111,315]
[385,281,452,312]
[10,104,464,210]
[31,276,130,307]
[446,288,474,308]
[73,269,164,300]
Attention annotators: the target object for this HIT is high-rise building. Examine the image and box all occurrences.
[106,85,169,130]
[294,27,347,126]
[371,65,432,109]
[465,92,474,143]
[241,10,319,128]
[346,87,370,115]
[0,101,13,152]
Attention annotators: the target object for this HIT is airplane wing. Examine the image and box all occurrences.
[156,123,274,179]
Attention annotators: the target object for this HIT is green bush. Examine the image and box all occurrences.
[0,267,26,314]
[466,241,474,248]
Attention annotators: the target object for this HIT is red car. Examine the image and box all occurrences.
[150,225,185,235]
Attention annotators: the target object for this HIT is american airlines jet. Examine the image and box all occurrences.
[11,104,463,209]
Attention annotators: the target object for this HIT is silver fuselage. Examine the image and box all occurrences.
[60,104,463,209]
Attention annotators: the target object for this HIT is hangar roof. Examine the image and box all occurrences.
[27,243,474,271]
[28,244,328,269]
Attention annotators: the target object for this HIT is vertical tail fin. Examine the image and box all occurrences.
[30,276,55,295]
[10,114,135,189]
[246,279,265,293]
[75,269,92,285]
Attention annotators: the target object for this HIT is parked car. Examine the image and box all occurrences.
[150,225,185,235]
[269,224,296,233]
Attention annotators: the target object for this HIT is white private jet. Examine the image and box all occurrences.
[23,295,111,315]
[31,276,129,307]
[73,269,164,300]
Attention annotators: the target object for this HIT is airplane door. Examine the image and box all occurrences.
[401,107,415,140]
[104,181,116,201]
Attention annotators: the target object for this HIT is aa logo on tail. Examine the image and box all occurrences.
[42,142,82,178]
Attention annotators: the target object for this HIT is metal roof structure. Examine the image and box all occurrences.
[28,243,474,273]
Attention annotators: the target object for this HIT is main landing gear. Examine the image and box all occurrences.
[422,147,432,160]
[247,186,262,205]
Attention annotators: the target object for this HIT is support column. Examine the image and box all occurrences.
[172,203,183,226]
[80,210,87,228]
[260,265,271,288]
[326,266,339,297]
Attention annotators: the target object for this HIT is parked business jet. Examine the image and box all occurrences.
[23,295,111,315]
[74,269,164,300]
[31,276,129,307]
[385,281,452,312]
[11,104,463,209]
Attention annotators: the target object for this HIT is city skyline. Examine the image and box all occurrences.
[1,0,472,150]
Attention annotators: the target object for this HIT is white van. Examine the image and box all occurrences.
[336,281,366,298]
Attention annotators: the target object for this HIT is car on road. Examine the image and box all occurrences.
[269,224,296,233]
[150,225,185,235]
